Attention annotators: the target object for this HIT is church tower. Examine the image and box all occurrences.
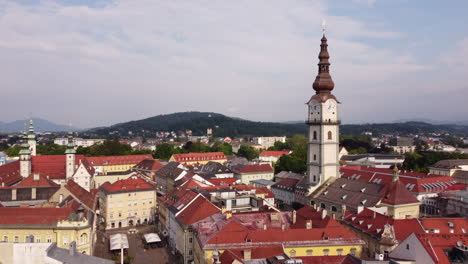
[19,131,32,178]
[27,119,37,156]
[306,33,340,191]
[65,131,76,179]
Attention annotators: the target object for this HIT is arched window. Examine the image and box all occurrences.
[320,203,326,209]
[327,131,332,140]
[313,131,317,140]
[310,200,315,206]
[331,206,337,212]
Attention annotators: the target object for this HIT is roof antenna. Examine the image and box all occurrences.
[322,19,327,35]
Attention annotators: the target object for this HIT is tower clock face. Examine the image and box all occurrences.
[327,102,335,113]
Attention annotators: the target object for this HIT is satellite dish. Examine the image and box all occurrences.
[457,241,463,247]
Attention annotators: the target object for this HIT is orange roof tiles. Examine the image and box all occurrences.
[171,152,226,163]
[380,180,420,205]
[176,195,220,226]
[87,154,153,166]
[342,208,423,241]
[231,164,273,174]
[99,176,154,194]
[133,159,164,171]
[0,161,22,186]
[414,233,468,264]
[419,218,468,234]
[65,180,97,210]
[14,173,59,188]
[259,150,291,157]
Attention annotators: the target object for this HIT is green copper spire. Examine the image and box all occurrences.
[19,130,31,155]
[65,131,76,154]
[27,119,36,140]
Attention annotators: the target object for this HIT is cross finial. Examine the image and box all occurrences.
[322,19,327,34]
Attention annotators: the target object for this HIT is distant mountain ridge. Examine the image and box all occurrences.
[0,118,79,133]
[87,112,468,137]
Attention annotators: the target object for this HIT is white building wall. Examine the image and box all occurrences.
[389,233,435,264]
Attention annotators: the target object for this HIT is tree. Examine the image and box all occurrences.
[154,143,176,160]
[237,145,259,160]
[5,145,20,157]
[210,142,233,155]
[37,143,66,155]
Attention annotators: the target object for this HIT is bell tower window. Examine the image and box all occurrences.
[313,131,317,140]
[328,131,332,140]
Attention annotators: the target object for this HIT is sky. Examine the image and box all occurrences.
[0,0,467,128]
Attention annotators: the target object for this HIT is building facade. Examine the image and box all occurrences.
[98,176,157,229]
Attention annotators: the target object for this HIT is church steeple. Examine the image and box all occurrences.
[312,34,335,94]
[19,130,32,178]
[27,119,37,156]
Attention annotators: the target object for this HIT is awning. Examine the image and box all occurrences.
[144,233,162,243]
[109,233,129,251]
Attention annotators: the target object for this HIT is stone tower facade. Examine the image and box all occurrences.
[306,34,340,191]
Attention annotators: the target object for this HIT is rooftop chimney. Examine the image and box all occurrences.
[33,173,39,181]
[263,224,267,230]
[69,241,76,256]
[281,223,286,231]
[321,209,327,219]
[306,220,312,229]
[243,249,251,261]
[332,213,336,219]
[292,210,297,224]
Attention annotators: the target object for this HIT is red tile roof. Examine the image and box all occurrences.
[342,208,423,241]
[133,159,164,171]
[231,164,274,174]
[207,178,237,186]
[0,160,22,186]
[419,218,468,234]
[87,154,153,166]
[176,195,220,225]
[65,179,97,210]
[99,175,155,194]
[0,200,81,226]
[414,233,468,264]
[271,178,301,191]
[171,152,226,163]
[379,180,419,205]
[259,150,291,157]
[255,187,275,198]
[219,246,284,263]
[14,173,59,188]
[31,155,85,179]
[340,167,460,194]
[194,207,363,250]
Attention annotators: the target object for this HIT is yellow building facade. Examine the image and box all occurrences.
[99,176,157,229]
[169,152,227,165]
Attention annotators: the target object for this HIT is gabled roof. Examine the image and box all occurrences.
[87,154,153,166]
[312,178,385,210]
[207,178,237,186]
[430,159,468,169]
[231,164,273,174]
[133,159,164,171]
[156,162,185,180]
[65,180,97,210]
[171,152,226,163]
[340,166,460,194]
[0,160,22,186]
[14,173,59,188]
[380,180,420,206]
[176,195,220,226]
[342,208,423,241]
[99,175,154,194]
[271,178,301,192]
[413,233,468,264]
[419,218,468,234]
[259,150,291,157]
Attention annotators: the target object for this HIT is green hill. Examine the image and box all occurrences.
[88,112,307,137]
[87,112,468,138]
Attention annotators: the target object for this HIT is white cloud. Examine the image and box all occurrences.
[0,0,445,127]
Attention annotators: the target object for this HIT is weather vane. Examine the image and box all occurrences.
[322,19,327,34]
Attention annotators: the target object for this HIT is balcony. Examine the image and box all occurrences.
[305,120,341,125]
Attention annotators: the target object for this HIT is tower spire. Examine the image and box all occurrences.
[312,27,335,94]
[392,159,399,182]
